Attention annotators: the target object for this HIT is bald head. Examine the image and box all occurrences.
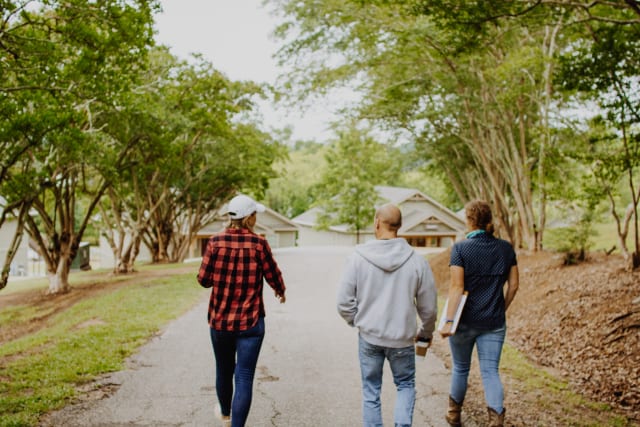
[375,204,402,238]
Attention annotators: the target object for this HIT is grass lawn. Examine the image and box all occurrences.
[591,221,621,252]
[544,221,620,254]
[0,266,204,427]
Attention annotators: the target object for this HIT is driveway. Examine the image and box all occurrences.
[43,246,473,426]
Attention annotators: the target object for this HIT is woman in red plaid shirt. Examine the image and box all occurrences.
[198,194,286,427]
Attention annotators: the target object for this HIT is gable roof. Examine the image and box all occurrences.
[292,186,465,234]
[255,206,299,233]
[291,206,322,228]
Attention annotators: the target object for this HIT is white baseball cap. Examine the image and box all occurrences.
[227,195,265,219]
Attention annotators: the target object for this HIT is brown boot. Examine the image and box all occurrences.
[445,396,462,427]
[487,407,505,427]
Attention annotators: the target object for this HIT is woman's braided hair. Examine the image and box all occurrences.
[465,200,495,235]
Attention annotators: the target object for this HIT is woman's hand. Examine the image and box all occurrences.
[439,322,454,338]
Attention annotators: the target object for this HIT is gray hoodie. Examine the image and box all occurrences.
[337,238,438,348]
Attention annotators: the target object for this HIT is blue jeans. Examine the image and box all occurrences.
[210,317,265,427]
[358,335,416,427]
[448,323,506,414]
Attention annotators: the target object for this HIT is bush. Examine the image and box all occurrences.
[545,223,596,265]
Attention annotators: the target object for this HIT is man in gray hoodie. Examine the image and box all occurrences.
[337,203,438,427]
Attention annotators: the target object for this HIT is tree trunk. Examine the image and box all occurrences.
[116,240,134,273]
[613,202,633,271]
[1,228,24,291]
[156,229,171,263]
[630,165,640,270]
[457,69,538,249]
[535,21,562,251]
[48,252,72,294]
[0,203,29,291]
[112,231,142,273]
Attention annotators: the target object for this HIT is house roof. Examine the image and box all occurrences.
[376,186,421,204]
[292,185,465,235]
[291,206,321,228]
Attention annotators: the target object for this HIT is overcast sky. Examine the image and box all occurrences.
[154,0,335,142]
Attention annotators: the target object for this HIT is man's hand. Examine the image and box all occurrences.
[414,335,432,347]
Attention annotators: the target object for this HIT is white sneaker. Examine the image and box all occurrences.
[214,404,231,426]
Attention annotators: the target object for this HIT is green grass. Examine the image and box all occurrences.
[3,262,194,296]
[3,268,120,296]
[544,221,620,254]
[0,270,205,427]
[0,305,41,330]
[3,276,53,296]
[591,221,620,253]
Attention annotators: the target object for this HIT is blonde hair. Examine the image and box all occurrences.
[228,213,255,231]
[465,200,495,235]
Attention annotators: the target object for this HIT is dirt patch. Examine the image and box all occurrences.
[429,249,640,425]
[74,318,108,330]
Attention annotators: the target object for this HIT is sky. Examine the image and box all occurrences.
[153,0,336,142]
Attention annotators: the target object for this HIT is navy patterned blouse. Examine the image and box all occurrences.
[449,233,517,330]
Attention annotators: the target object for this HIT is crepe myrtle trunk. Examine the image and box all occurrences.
[148,223,173,264]
[115,234,142,274]
[46,233,78,294]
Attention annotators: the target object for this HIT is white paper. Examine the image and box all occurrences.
[437,292,468,334]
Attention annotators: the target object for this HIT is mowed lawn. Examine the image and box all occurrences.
[0,264,205,427]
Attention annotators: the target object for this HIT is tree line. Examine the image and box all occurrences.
[0,1,284,293]
[2,0,640,297]
[269,0,640,270]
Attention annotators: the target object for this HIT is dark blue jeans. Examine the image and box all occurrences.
[210,317,265,427]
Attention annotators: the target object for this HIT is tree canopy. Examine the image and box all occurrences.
[271,0,640,267]
[0,2,285,291]
[313,124,403,242]
[1,0,159,291]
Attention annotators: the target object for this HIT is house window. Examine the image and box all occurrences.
[426,236,439,247]
[403,236,442,247]
[404,237,424,247]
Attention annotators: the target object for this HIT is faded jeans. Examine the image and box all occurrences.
[210,317,265,427]
[358,334,416,427]
[448,323,506,414]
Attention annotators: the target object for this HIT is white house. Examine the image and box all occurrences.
[98,200,298,267]
[97,234,153,270]
[292,186,466,249]
[0,197,30,277]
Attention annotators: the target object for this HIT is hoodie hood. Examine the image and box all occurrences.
[355,238,415,272]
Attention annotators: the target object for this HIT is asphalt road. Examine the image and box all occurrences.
[44,246,473,427]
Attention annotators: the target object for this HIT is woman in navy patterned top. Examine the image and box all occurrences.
[440,200,519,427]
[198,195,286,427]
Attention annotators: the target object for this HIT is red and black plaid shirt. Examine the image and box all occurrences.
[197,228,286,331]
